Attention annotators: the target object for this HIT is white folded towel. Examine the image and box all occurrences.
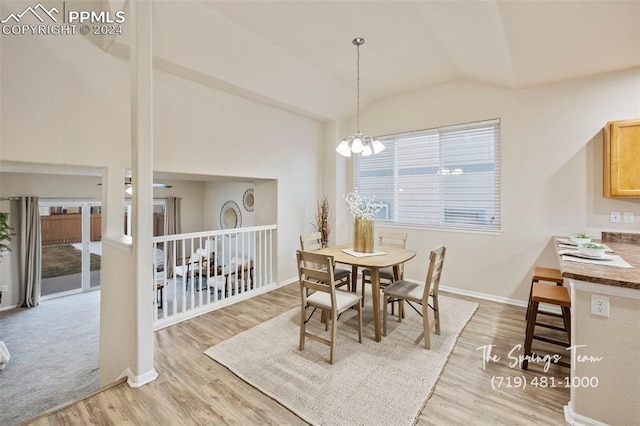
[0,341,10,370]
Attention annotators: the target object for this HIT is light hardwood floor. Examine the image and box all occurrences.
[27,283,569,425]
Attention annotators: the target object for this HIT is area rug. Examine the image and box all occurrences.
[205,294,478,426]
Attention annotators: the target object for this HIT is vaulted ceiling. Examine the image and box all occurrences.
[182,0,639,120]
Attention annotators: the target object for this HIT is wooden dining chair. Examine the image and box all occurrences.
[361,231,407,307]
[382,245,446,349]
[297,250,362,364]
[299,232,352,291]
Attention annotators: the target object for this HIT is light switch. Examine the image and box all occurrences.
[623,212,634,223]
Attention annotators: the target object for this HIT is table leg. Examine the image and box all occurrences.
[371,267,381,342]
[351,265,358,293]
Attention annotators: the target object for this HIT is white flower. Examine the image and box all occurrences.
[345,192,384,220]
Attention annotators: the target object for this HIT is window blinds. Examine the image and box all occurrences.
[354,119,501,232]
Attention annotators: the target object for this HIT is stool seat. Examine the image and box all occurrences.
[532,283,570,306]
[532,266,564,284]
[526,266,564,321]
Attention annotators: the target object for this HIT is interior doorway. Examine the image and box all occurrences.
[39,201,102,299]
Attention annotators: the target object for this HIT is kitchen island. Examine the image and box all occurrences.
[554,234,640,425]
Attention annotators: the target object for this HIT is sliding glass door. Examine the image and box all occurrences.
[40,202,101,298]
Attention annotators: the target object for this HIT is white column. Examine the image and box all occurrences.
[81,203,90,291]
[129,0,157,387]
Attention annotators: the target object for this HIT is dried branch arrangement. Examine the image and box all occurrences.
[315,195,332,247]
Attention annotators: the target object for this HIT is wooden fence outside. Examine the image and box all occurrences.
[41,213,164,246]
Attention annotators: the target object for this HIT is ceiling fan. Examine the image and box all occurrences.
[97,178,172,193]
[124,177,172,189]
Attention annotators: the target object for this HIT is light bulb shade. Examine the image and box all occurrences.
[361,144,373,156]
[336,140,352,157]
[351,137,364,153]
[372,139,385,154]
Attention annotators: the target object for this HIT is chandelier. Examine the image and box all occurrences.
[336,38,385,157]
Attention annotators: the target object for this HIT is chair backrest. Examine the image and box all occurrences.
[377,231,408,249]
[297,250,337,305]
[379,231,408,275]
[423,246,446,301]
[300,232,323,251]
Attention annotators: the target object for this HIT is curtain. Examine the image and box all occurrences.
[165,196,181,278]
[18,196,41,308]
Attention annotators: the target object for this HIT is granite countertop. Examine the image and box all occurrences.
[554,236,640,290]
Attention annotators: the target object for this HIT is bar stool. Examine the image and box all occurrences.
[526,267,564,320]
[522,283,571,370]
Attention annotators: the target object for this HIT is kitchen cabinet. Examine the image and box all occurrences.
[603,118,640,197]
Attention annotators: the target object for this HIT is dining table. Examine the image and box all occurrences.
[316,243,417,342]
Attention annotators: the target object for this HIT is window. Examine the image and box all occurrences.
[354,119,501,232]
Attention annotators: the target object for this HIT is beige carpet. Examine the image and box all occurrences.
[205,294,478,426]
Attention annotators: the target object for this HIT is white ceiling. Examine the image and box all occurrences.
[190,0,640,119]
[2,1,639,180]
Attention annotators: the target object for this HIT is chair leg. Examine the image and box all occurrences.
[522,300,539,370]
[361,274,367,307]
[357,303,363,343]
[433,294,441,335]
[383,294,388,336]
[299,306,306,351]
[562,306,571,342]
[422,302,431,349]
[525,278,536,320]
[329,309,338,364]
[390,290,395,316]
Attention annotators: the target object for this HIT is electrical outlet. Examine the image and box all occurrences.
[591,295,610,318]
[610,211,621,223]
[1,285,7,292]
[623,212,635,223]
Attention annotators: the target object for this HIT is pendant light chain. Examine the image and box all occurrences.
[335,37,385,157]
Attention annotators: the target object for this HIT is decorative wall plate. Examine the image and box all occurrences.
[220,200,242,230]
[243,188,254,212]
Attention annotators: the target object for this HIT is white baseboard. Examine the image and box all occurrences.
[564,401,608,426]
[118,367,159,388]
[0,304,18,312]
[279,276,299,286]
[283,275,534,308]
[436,283,528,307]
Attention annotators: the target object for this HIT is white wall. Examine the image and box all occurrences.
[1,27,323,286]
[203,181,255,231]
[153,69,323,280]
[153,179,205,234]
[336,68,640,303]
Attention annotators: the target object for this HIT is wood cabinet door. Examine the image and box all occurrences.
[604,119,640,198]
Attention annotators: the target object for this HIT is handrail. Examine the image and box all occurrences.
[152,225,276,243]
